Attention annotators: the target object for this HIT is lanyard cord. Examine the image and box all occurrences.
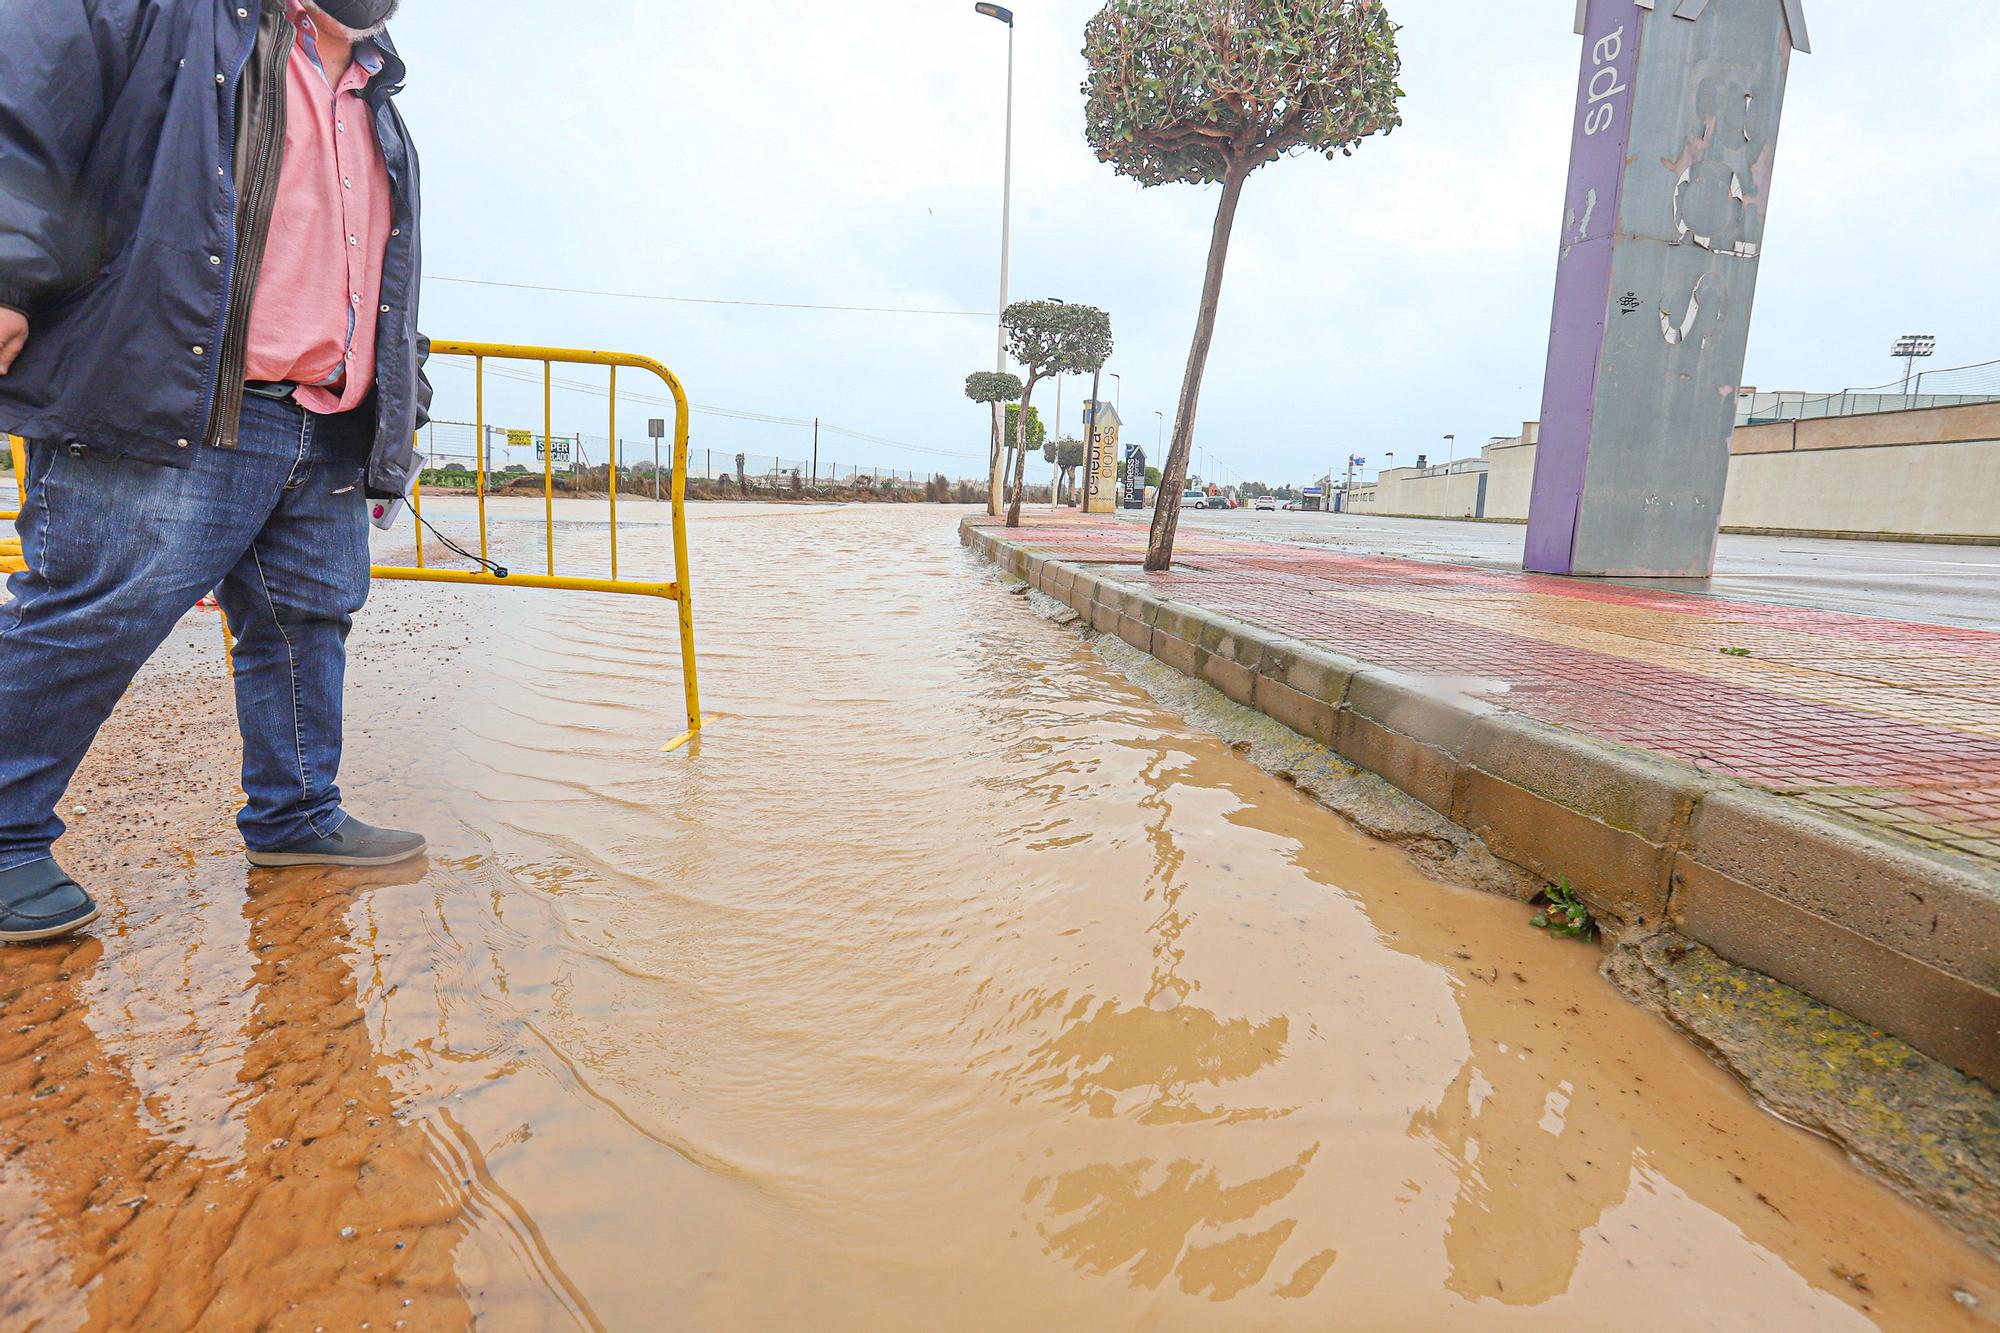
[413,511,509,578]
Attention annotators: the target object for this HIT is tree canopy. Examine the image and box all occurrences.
[965,370,1024,405]
[1081,0,1403,569]
[1042,437,1088,469]
[1005,404,1046,453]
[1082,0,1404,188]
[1001,300,1115,382]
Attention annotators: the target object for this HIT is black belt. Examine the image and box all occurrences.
[243,380,298,401]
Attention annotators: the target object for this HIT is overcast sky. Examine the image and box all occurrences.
[394,1,2000,487]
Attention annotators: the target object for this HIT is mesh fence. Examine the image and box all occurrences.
[412,422,982,490]
[1742,357,2000,422]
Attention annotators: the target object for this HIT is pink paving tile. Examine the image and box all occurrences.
[977,516,2000,861]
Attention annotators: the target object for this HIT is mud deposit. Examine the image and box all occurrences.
[3,502,1995,1329]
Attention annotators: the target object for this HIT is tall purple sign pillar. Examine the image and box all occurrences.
[1524,0,1811,578]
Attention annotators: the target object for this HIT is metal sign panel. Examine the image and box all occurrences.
[1526,0,1804,577]
[1122,445,1148,508]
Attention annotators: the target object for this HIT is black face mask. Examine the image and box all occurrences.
[312,0,398,30]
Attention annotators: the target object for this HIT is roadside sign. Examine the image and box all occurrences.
[1122,444,1148,508]
[648,418,667,440]
[506,429,533,450]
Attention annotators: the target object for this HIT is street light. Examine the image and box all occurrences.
[1109,372,1122,414]
[1444,433,1455,467]
[975,3,1016,507]
[1892,334,1936,395]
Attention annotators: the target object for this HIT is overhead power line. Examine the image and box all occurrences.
[428,359,983,461]
[427,274,993,319]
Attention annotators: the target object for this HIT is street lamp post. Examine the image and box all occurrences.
[1444,433,1455,468]
[1109,372,1122,415]
[975,4,1015,515]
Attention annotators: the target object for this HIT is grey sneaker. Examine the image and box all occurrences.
[0,858,101,943]
[246,818,428,868]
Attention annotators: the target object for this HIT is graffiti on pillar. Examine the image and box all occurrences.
[1655,76,1781,352]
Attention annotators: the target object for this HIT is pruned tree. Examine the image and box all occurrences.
[1043,437,1088,504]
[1005,403,1046,461]
[1001,299,1114,528]
[1083,0,1403,569]
[966,370,1024,516]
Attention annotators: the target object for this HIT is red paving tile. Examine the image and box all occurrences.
[978,516,2000,864]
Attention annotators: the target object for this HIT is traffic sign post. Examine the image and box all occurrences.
[648,417,667,502]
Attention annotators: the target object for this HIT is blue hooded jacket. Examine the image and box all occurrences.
[0,0,427,507]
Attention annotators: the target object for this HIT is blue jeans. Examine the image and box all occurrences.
[0,393,373,869]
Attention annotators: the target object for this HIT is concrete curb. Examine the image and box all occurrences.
[964,520,2000,1087]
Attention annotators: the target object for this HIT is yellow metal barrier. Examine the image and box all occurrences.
[380,342,704,751]
[1,344,705,751]
[2,435,22,571]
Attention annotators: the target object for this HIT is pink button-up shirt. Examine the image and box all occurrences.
[242,2,395,415]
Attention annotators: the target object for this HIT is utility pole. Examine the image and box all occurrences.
[812,417,820,486]
[1053,375,1063,508]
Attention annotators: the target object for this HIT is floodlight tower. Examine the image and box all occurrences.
[1892,335,1936,395]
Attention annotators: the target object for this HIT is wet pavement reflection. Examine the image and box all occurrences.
[2,501,1995,1329]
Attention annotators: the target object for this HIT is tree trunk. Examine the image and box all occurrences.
[987,403,1004,516]
[1006,375,1040,528]
[1146,164,1250,572]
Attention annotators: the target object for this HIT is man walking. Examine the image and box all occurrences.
[0,0,430,943]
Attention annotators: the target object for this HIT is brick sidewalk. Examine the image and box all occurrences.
[975,515,2000,869]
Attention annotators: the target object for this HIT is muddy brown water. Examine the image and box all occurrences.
[2,500,1995,1330]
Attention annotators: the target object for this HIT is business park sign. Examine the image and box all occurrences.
[1525,0,1810,578]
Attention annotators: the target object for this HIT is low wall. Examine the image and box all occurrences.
[1344,467,1485,519]
[1721,438,2000,539]
[1483,442,1537,521]
[1357,402,2000,540]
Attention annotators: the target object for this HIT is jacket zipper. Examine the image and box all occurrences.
[205,18,293,449]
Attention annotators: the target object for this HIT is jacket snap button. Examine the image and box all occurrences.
[66,442,85,459]
[192,345,205,356]
[176,439,190,449]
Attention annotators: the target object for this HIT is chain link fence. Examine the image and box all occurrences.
[413,422,984,493]
[1742,356,2000,423]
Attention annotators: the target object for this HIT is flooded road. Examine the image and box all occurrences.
[3,500,1995,1329]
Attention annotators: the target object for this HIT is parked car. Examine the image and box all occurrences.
[1181,489,1208,510]
[1253,495,1278,511]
